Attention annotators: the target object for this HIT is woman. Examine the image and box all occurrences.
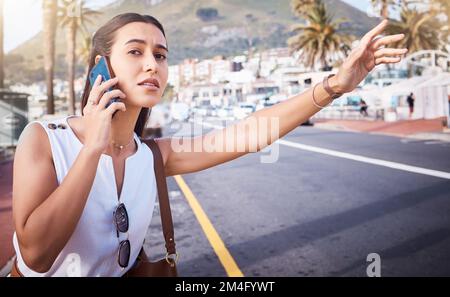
[11,13,407,276]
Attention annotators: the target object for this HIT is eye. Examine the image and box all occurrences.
[154,53,167,61]
[128,49,142,56]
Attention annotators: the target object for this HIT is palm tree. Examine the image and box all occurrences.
[58,0,99,115]
[77,31,92,68]
[370,0,394,19]
[372,0,408,19]
[288,0,353,70]
[433,0,450,49]
[431,0,450,32]
[385,5,444,53]
[244,13,256,68]
[291,0,315,17]
[43,0,58,115]
[436,0,450,22]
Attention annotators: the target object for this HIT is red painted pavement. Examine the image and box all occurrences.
[0,159,14,268]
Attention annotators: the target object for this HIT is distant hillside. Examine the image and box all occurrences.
[6,0,379,85]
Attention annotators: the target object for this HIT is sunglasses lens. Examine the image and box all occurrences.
[114,203,129,233]
[118,240,130,268]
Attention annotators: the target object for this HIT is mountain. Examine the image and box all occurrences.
[6,0,379,84]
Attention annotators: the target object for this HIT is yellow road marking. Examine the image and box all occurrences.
[174,175,244,277]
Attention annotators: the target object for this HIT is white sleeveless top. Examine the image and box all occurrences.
[12,115,158,277]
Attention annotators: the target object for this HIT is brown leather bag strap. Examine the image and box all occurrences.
[10,259,23,277]
[140,138,176,255]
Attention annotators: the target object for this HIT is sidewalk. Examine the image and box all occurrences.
[0,159,14,275]
[313,117,450,141]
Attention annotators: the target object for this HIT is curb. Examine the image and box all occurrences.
[314,123,450,143]
[406,133,450,143]
[313,123,359,133]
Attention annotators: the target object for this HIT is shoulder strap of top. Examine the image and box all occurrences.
[139,137,176,255]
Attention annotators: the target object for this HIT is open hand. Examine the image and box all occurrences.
[334,20,408,94]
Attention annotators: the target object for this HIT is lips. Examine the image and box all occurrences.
[138,77,160,89]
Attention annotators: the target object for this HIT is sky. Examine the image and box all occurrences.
[3,0,371,53]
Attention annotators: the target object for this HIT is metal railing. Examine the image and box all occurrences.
[0,90,29,161]
[313,105,385,121]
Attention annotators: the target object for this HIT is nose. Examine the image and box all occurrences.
[144,55,157,74]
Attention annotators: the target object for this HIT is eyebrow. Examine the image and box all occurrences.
[124,39,169,52]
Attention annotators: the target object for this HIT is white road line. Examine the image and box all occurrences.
[400,139,425,144]
[277,139,450,180]
[194,120,450,180]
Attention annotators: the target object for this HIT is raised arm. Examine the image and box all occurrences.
[158,20,407,176]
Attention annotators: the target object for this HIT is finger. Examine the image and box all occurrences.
[87,75,105,104]
[93,74,102,87]
[375,56,402,65]
[370,34,405,50]
[82,104,91,116]
[361,19,388,45]
[374,48,408,59]
[83,98,98,115]
[105,101,126,116]
[98,89,126,109]
[96,77,119,95]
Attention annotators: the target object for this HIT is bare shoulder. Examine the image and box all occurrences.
[13,122,58,234]
[15,122,52,162]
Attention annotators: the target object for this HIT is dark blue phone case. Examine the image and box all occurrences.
[88,56,121,116]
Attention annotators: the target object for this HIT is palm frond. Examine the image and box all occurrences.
[289,0,353,69]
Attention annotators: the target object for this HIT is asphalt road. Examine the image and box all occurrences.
[143,120,450,277]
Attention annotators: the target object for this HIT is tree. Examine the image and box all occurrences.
[430,0,450,45]
[291,0,315,17]
[196,8,219,22]
[434,0,450,24]
[58,0,99,115]
[370,0,399,19]
[43,0,58,114]
[77,31,92,70]
[288,0,353,70]
[244,13,256,62]
[385,4,444,53]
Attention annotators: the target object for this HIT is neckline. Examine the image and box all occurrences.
[64,115,141,161]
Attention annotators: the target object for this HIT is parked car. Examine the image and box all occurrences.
[300,118,314,126]
[217,106,234,119]
[207,106,219,117]
[256,98,279,111]
[192,106,208,117]
[145,104,171,138]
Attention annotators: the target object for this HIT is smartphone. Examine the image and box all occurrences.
[88,56,121,117]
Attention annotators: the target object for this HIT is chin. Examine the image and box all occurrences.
[127,87,165,108]
[140,96,162,108]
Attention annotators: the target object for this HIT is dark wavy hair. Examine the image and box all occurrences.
[80,13,167,137]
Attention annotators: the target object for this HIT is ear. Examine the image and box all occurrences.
[94,55,102,64]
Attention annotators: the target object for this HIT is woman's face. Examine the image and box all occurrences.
[99,22,168,109]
